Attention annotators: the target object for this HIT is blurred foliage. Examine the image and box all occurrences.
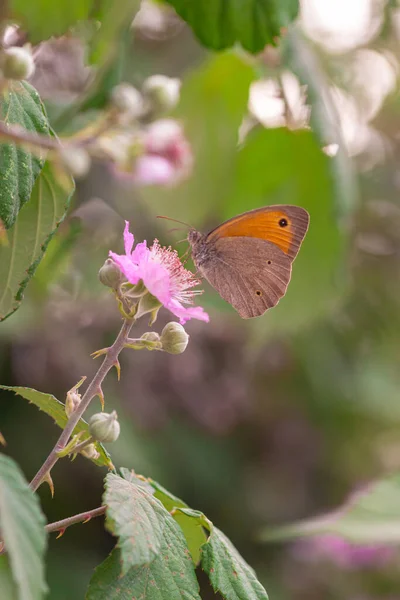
[163,0,299,52]
[2,0,400,599]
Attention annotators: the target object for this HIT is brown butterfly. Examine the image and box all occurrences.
[187,205,310,319]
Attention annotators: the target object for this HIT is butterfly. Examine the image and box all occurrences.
[187,205,309,318]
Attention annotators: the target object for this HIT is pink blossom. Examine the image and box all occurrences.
[294,534,395,570]
[133,155,175,185]
[110,222,209,325]
[111,119,193,187]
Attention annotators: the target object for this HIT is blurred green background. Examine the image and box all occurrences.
[2,1,400,598]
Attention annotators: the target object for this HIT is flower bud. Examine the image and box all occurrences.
[89,410,120,443]
[99,258,123,289]
[80,443,100,460]
[59,147,91,178]
[65,390,81,418]
[141,331,160,343]
[110,83,144,119]
[142,75,181,114]
[0,46,35,80]
[160,322,189,354]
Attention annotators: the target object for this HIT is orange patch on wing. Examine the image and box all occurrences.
[208,210,293,254]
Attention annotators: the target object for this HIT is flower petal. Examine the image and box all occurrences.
[123,221,134,255]
[109,251,141,285]
[140,260,171,304]
[166,298,210,324]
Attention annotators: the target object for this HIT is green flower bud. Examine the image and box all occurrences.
[142,75,181,114]
[110,83,144,119]
[0,46,35,80]
[59,147,91,178]
[89,410,120,443]
[160,322,189,354]
[99,258,123,289]
[80,443,100,460]
[65,390,81,418]
[141,331,160,343]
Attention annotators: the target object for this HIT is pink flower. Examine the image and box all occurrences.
[294,535,395,570]
[110,222,209,325]
[133,155,175,185]
[110,119,193,187]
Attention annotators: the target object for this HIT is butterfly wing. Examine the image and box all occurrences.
[207,204,309,260]
[200,236,292,318]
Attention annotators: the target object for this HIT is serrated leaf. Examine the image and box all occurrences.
[0,161,74,321]
[0,454,47,600]
[0,82,49,229]
[87,541,200,600]
[0,386,113,469]
[10,0,93,43]
[261,473,400,544]
[149,480,207,565]
[164,0,299,52]
[202,526,268,600]
[104,473,167,572]
[89,473,201,599]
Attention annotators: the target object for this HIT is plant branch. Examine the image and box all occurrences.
[45,506,106,534]
[29,318,134,492]
[0,120,61,151]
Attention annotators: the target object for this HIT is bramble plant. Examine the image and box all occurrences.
[0,2,303,599]
[2,1,400,600]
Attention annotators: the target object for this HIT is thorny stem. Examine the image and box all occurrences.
[29,318,134,492]
[45,506,106,535]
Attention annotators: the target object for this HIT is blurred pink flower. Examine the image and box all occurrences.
[132,155,175,185]
[111,119,193,187]
[295,534,394,570]
[110,222,209,324]
[135,119,192,185]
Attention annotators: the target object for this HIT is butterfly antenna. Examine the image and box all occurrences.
[166,227,188,235]
[157,215,192,229]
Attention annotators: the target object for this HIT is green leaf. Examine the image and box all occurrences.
[86,544,200,600]
[0,556,18,600]
[0,386,113,469]
[0,454,47,600]
[261,473,400,545]
[104,473,165,571]
[10,0,93,43]
[164,0,299,52]
[89,0,140,65]
[226,127,345,335]
[0,82,49,229]
[0,161,74,322]
[88,473,201,599]
[149,480,208,565]
[201,526,268,600]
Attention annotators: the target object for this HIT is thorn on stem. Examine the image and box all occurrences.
[91,347,110,360]
[56,528,66,539]
[43,471,55,498]
[114,359,121,381]
[97,386,105,411]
